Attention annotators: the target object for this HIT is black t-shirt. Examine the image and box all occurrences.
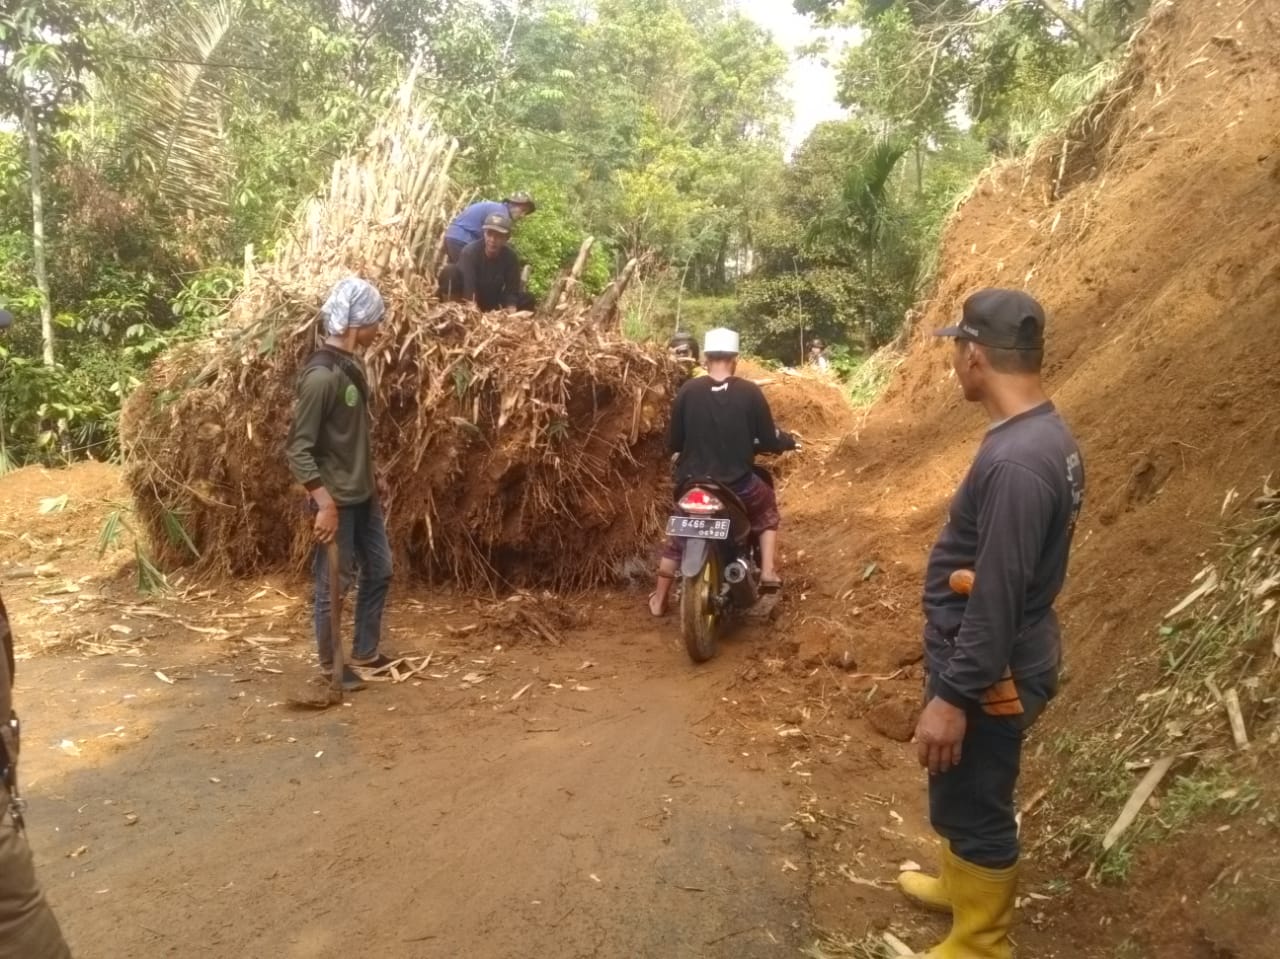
[668,375,790,486]
[457,240,522,311]
[923,402,1085,706]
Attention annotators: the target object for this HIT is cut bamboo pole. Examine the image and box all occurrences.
[1102,755,1176,851]
[589,257,638,329]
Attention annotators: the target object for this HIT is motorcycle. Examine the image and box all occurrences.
[666,465,778,664]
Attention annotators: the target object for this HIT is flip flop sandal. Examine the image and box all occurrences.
[649,572,675,617]
[759,580,783,595]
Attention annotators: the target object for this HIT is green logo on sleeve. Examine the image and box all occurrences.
[344,384,359,407]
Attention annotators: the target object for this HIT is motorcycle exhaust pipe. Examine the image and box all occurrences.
[725,558,758,608]
[724,558,750,584]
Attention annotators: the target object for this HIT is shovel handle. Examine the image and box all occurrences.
[327,540,343,695]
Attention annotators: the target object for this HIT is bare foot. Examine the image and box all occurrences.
[648,591,667,617]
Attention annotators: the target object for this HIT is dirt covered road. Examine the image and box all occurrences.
[14,583,817,959]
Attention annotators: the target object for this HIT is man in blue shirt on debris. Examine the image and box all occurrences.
[442,191,536,263]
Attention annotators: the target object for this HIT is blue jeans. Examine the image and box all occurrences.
[313,498,393,663]
[926,669,1057,868]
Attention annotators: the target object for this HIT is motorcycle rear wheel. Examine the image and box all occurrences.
[680,551,721,663]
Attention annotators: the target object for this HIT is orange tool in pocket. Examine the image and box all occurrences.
[948,569,1025,717]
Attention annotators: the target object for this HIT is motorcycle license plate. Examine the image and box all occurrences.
[666,516,730,540]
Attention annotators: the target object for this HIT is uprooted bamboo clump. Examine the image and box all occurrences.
[120,83,681,590]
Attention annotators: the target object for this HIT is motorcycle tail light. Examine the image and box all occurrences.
[679,488,724,515]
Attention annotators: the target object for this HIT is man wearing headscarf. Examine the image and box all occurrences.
[285,278,395,689]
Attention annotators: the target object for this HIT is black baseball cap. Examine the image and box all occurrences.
[505,191,536,212]
[0,308,12,332]
[482,212,512,235]
[934,288,1046,350]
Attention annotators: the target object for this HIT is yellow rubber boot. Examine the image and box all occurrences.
[915,846,1017,958]
[898,843,952,914]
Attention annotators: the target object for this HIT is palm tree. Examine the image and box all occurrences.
[120,0,240,221]
[807,138,909,275]
[806,139,910,347]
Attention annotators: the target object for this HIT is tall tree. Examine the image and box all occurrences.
[0,0,95,364]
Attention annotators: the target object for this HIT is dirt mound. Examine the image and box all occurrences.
[781,0,1280,953]
[0,462,128,565]
[119,84,681,591]
[800,0,1280,672]
[737,359,854,441]
[124,305,678,589]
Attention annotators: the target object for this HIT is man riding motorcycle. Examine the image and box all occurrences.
[648,327,795,617]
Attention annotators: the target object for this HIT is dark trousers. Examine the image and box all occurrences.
[926,669,1057,868]
[0,796,72,958]
[443,237,467,263]
[437,263,465,302]
[313,498,393,664]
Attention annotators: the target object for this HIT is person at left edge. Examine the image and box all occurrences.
[0,307,74,959]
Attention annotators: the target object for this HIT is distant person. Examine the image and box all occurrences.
[285,278,397,690]
[667,331,705,378]
[1,586,74,958]
[807,338,830,373]
[438,213,535,312]
[442,191,536,263]
[900,289,1085,957]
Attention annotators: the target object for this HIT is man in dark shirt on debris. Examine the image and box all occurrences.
[442,191,535,263]
[899,288,1084,959]
[438,213,535,312]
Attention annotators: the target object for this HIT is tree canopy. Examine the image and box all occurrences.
[0,0,1146,467]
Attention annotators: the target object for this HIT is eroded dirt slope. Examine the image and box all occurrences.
[773,0,1280,954]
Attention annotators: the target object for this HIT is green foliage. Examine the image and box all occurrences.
[489,165,612,298]
[171,267,240,332]
[734,119,951,363]
[0,0,96,121]
[673,295,737,341]
[98,505,168,592]
[2,0,1152,468]
[469,0,790,295]
[837,2,965,139]
[115,0,239,221]
[744,0,1145,367]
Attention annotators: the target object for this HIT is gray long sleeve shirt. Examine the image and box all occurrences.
[922,402,1085,708]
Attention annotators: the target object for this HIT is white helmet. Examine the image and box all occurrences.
[703,327,740,356]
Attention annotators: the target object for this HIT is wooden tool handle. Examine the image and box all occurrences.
[327,541,343,694]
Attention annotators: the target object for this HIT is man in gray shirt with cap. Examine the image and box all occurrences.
[899,288,1084,958]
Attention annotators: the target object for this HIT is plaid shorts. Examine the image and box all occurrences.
[662,472,780,563]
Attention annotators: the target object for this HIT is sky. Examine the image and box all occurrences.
[734,1,857,154]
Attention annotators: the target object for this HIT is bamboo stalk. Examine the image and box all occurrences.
[589,257,638,329]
